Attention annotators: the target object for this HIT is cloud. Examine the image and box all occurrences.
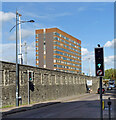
[104,55,115,65]
[36,12,72,21]
[25,41,35,52]
[0,43,16,62]
[77,7,86,12]
[82,54,94,61]
[81,47,89,56]
[19,40,35,65]
[0,42,36,66]
[104,39,116,48]
[9,29,34,41]
[23,11,72,21]
[19,11,71,21]
[0,11,15,22]
[104,55,115,70]
[19,41,35,65]
[81,47,95,62]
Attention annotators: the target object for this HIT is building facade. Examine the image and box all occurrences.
[35,28,81,73]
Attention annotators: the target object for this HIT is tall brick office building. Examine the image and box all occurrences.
[35,28,81,73]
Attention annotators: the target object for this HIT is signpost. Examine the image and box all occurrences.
[95,45,104,120]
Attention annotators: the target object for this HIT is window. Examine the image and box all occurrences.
[36,34,39,37]
[54,65,57,67]
[53,32,57,35]
[61,35,64,39]
[54,32,60,36]
[36,43,38,46]
[36,39,38,41]
[54,37,58,40]
[36,56,39,59]
[44,46,46,51]
[36,47,38,50]
[61,39,64,42]
[54,46,57,49]
[66,37,69,40]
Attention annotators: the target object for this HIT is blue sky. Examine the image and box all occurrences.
[1,2,115,76]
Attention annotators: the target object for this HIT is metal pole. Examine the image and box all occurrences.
[28,71,30,105]
[109,103,111,120]
[28,80,30,104]
[100,77,103,119]
[16,10,19,106]
[24,42,27,64]
[19,14,23,64]
[108,97,111,120]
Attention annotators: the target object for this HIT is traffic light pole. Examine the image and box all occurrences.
[28,79,30,105]
[95,45,104,119]
[28,71,33,105]
[100,77,103,119]
[28,71,30,105]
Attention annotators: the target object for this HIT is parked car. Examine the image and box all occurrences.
[109,80,115,89]
[97,88,105,94]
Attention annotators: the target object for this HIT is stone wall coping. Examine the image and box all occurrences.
[0,60,96,78]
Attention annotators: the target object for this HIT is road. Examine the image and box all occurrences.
[3,88,116,119]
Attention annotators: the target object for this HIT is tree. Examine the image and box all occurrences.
[103,68,116,81]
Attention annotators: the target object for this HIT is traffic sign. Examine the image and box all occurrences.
[97,70,103,76]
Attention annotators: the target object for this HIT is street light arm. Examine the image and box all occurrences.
[10,22,21,32]
[10,20,35,32]
[20,20,35,23]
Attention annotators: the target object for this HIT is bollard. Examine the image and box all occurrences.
[107,97,111,120]
[102,101,104,110]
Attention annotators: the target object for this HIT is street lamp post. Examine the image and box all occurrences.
[18,14,23,64]
[10,10,34,106]
[16,10,19,106]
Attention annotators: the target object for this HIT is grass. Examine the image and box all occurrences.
[1,105,15,109]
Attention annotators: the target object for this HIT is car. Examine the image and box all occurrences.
[107,86,112,90]
[97,88,105,94]
[108,80,115,89]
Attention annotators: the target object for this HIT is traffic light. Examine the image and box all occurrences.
[95,47,104,76]
[28,71,33,81]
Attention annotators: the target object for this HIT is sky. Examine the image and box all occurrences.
[1,1,115,76]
